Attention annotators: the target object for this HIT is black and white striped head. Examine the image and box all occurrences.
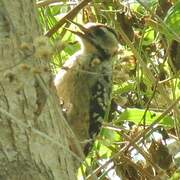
[67,21,119,60]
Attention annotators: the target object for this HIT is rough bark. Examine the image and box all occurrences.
[0,0,77,179]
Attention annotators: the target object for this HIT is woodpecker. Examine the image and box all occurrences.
[54,21,119,155]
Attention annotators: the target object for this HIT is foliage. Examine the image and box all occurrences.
[37,0,180,179]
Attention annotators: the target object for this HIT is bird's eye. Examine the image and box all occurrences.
[93,27,106,37]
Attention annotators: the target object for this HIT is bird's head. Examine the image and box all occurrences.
[66,21,119,60]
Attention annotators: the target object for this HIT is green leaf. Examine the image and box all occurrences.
[113,81,135,95]
[50,6,61,15]
[142,27,155,46]
[118,108,174,127]
[164,1,180,40]
[101,129,121,142]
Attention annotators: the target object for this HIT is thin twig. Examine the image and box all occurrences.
[136,0,180,42]
[36,0,61,8]
[121,155,154,179]
[85,96,180,178]
[141,79,159,127]
[45,0,92,37]
[127,96,180,149]
[123,133,160,172]
[117,17,180,122]
[36,0,77,8]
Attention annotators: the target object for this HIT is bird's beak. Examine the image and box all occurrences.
[65,20,90,38]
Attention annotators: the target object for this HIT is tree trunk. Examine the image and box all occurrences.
[0,0,77,179]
